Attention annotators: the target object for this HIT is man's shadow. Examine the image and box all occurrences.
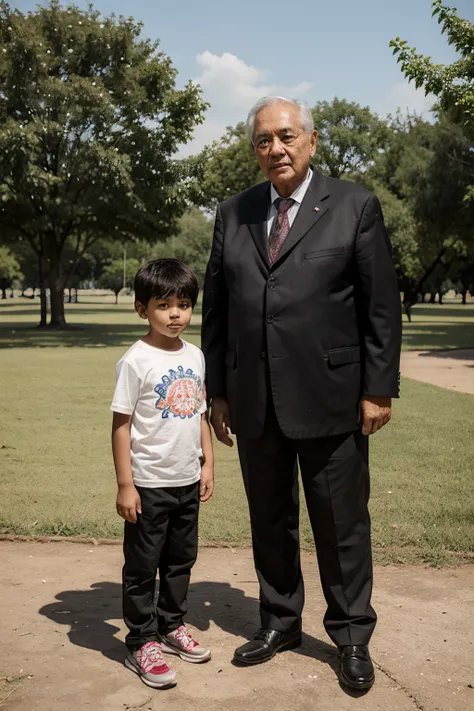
[39,579,340,677]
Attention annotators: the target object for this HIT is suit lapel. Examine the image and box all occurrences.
[246,181,271,268]
[272,171,330,268]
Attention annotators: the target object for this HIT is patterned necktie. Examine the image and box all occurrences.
[268,198,295,263]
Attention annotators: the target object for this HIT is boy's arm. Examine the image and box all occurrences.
[199,413,214,502]
[112,412,142,523]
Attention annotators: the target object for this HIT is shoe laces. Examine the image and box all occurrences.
[138,641,166,673]
[172,625,198,651]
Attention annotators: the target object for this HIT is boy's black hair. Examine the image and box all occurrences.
[134,259,199,308]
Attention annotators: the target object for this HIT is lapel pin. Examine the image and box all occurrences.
[313,206,320,212]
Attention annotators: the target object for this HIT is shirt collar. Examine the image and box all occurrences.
[270,167,313,206]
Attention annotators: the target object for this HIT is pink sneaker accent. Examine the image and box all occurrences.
[125,641,177,688]
[172,626,199,652]
[160,625,212,663]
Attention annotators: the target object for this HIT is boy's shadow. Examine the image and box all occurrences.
[39,580,340,677]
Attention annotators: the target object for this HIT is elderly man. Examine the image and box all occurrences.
[201,96,401,691]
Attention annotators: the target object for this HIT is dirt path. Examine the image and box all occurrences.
[401,349,474,395]
[1,541,473,711]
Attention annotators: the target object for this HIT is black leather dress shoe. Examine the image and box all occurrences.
[339,645,375,690]
[233,628,302,665]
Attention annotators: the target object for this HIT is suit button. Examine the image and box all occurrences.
[260,352,267,359]
[268,279,275,290]
[267,315,274,324]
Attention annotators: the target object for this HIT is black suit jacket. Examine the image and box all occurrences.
[201,169,402,440]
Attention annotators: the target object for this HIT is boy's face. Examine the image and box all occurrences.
[135,294,193,341]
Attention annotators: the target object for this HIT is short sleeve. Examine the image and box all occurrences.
[110,360,141,415]
[199,350,207,415]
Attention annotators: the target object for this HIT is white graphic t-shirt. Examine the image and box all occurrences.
[111,339,207,488]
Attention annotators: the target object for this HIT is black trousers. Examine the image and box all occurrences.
[237,400,376,648]
[122,482,200,651]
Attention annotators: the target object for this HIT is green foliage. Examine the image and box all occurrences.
[98,256,140,301]
[312,98,388,178]
[0,244,21,295]
[364,112,474,310]
[192,122,264,209]
[152,207,213,286]
[0,0,207,324]
[390,1,474,206]
[390,2,474,133]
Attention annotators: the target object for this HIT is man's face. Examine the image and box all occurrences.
[253,102,317,197]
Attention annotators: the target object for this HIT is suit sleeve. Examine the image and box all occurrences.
[355,195,402,398]
[201,204,229,400]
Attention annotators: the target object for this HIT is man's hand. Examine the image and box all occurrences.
[359,396,392,435]
[209,397,233,447]
[116,484,142,523]
[200,464,214,502]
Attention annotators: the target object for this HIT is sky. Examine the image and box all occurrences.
[12,0,474,155]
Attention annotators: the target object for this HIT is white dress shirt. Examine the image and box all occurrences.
[266,168,313,237]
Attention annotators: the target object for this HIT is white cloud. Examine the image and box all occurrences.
[194,51,312,111]
[179,51,313,156]
[375,80,436,119]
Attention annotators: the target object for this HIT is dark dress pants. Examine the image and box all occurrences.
[122,482,200,651]
[237,399,376,648]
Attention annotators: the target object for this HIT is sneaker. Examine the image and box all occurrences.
[159,625,211,663]
[125,641,177,689]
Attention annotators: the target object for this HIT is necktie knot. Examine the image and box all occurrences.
[275,198,294,214]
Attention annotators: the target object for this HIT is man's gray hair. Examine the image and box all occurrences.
[246,96,314,145]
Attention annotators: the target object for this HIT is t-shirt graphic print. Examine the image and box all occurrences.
[154,365,204,419]
[111,339,207,488]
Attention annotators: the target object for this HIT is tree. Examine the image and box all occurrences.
[192,123,263,209]
[391,1,474,126]
[0,1,206,327]
[312,98,388,179]
[98,256,140,303]
[152,207,213,286]
[0,244,21,297]
[365,112,474,318]
[457,259,474,304]
[390,1,474,198]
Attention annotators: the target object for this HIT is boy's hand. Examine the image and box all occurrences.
[116,484,142,523]
[200,465,214,502]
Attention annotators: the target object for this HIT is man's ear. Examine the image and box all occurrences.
[135,301,148,320]
[310,130,318,157]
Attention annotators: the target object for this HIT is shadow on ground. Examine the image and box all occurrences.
[402,323,474,351]
[417,348,474,360]
[38,580,340,676]
[0,323,202,348]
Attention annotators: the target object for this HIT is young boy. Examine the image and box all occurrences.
[111,258,214,689]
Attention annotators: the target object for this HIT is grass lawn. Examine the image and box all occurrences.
[402,302,474,351]
[1,296,473,565]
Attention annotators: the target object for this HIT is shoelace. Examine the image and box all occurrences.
[174,626,198,650]
[139,642,166,672]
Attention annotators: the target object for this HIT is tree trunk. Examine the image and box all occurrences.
[10,287,14,298]
[438,292,443,305]
[48,252,66,328]
[429,292,436,304]
[68,288,72,304]
[38,254,48,328]
[462,290,467,305]
[114,290,119,305]
[1,288,6,300]
[404,302,412,322]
